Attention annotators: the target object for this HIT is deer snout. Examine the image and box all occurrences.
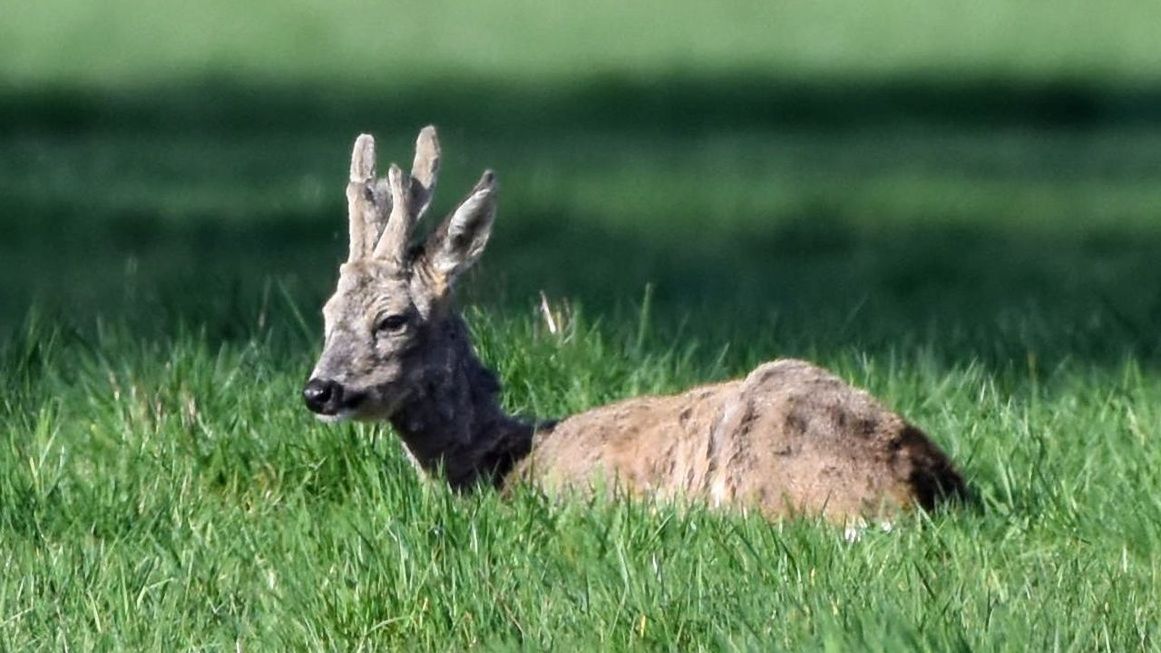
[303,378,345,416]
[303,377,370,418]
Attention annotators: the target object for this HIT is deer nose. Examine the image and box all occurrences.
[303,378,343,415]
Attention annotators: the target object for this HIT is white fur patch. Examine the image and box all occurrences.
[314,411,355,424]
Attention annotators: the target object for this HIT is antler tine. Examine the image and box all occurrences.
[349,133,376,182]
[372,163,414,264]
[410,125,441,220]
[346,134,380,262]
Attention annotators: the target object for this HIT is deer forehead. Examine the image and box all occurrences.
[324,266,415,325]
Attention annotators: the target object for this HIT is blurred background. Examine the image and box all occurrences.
[2,0,1160,366]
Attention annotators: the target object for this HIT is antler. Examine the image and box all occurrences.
[374,126,442,263]
[410,125,441,220]
[372,164,413,265]
[345,126,442,264]
[345,134,390,262]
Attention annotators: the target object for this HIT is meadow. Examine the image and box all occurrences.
[2,1,1161,649]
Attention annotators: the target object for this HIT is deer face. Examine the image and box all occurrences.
[305,264,421,420]
[303,127,497,421]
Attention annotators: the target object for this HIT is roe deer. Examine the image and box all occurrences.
[303,127,968,522]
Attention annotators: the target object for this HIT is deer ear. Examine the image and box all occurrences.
[423,170,497,289]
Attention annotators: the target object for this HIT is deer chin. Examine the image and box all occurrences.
[314,410,357,424]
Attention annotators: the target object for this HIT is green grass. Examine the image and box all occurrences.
[3,1,1161,650]
[5,311,1160,650]
[3,0,1161,84]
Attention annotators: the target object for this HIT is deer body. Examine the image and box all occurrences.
[515,359,962,519]
[304,128,966,522]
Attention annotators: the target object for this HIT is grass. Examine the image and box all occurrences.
[3,1,1161,650]
[4,0,1161,84]
[5,311,1160,650]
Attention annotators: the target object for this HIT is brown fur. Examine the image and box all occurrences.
[515,360,965,519]
[304,127,967,522]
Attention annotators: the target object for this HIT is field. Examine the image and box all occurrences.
[3,1,1161,649]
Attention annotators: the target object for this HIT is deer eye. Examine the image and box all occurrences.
[374,314,409,335]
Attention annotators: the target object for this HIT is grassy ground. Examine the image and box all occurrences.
[3,1,1161,650]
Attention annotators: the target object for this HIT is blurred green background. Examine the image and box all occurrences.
[3,0,1160,366]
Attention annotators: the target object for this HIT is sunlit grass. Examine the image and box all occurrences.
[2,308,1159,649]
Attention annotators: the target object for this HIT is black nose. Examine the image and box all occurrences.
[303,378,343,415]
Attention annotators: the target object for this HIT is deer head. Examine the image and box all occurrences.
[303,127,498,421]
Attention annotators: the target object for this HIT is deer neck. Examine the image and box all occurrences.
[387,315,535,490]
